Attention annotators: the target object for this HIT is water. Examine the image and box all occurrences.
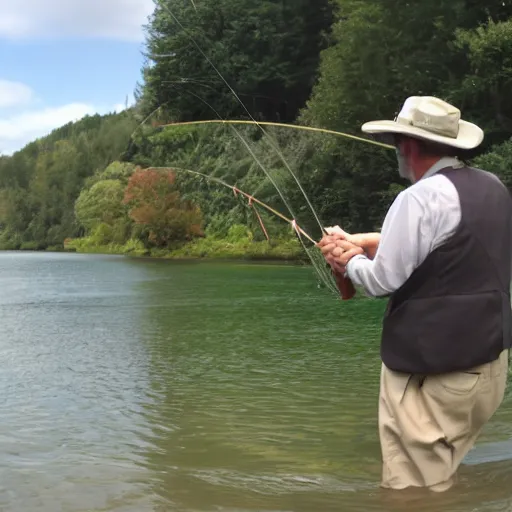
[0,251,511,511]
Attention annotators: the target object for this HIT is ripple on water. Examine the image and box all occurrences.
[0,255,510,511]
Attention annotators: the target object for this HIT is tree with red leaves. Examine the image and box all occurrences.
[123,167,203,247]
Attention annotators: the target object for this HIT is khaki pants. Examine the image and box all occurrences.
[379,349,509,492]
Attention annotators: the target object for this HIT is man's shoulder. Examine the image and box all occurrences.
[440,165,511,201]
[398,173,459,205]
[464,166,508,188]
[385,176,456,223]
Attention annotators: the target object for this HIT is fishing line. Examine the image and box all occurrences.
[159,0,328,237]
[164,84,338,292]
[161,79,287,198]
[147,166,316,243]
[135,1,378,296]
[166,83,301,224]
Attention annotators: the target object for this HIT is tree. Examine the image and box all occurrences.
[297,0,512,231]
[0,110,138,249]
[123,168,203,247]
[139,0,333,123]
[75,180,129,233]
[453,18,512,148]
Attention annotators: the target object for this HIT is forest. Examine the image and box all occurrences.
[1,0,512,259]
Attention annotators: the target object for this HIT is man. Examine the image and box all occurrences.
[319,96,512,492]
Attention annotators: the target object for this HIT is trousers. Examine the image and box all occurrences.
[378,349,509,492]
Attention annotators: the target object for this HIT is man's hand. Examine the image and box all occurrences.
[324,226,381,259]
[324,225,350,238]
[317,236,364,275]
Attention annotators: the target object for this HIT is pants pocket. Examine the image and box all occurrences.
[430,371,480,396]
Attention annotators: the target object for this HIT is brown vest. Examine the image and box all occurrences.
[381,166,512,375]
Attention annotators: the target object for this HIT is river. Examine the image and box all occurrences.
[0,251,510,511]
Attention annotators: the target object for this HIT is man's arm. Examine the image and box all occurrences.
[322,175,461,298]
[345,189,435,297]
[350,233,381,260]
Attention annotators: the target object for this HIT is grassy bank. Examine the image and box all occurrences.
[64,235,307,262]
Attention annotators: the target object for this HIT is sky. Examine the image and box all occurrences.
[0,0,155,155]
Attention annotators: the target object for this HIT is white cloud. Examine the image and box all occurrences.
[0,0,154,42]
[0,80,34,108]
[0,102,129,155]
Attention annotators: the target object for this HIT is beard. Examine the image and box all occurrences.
[395,148,414,182]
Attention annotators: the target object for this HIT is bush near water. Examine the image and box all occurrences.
[1,1,512,259]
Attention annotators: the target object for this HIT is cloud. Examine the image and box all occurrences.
[0,76,136,155]
[0,80,34,108]
[0,0,154,42]
[0,102,128,155]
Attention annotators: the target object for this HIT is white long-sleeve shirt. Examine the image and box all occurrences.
[346,157,464,297]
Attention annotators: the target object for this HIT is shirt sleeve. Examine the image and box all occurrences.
[345,187,434,298]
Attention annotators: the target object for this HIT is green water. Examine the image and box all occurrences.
[0,252,511,511]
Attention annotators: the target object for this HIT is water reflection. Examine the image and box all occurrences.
[133,259,512,512]
[0,252,158,511]
[0,253,510,511]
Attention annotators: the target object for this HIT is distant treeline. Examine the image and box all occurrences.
[1,0,512,257]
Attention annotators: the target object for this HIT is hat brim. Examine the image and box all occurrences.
[361,119,484,150]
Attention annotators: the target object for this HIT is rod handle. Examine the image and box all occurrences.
[334,272,356,300]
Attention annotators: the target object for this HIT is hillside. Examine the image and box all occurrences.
[1,0,512,258]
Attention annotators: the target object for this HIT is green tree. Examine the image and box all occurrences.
[453,18,512,148]
[0,109,138,249]
[473,139,512,190]
[139,0,333,123]
[298,0,512,231]
[75,180,129,232]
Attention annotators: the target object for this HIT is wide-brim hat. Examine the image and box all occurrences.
[361,96,484,150]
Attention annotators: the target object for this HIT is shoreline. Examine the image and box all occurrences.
[59,236,310,264]
[0,242,310,266]
[0,248,309,266]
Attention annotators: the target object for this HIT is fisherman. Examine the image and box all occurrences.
[318,96,512,492]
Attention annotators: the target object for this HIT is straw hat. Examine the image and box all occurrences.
[361,96,484,150]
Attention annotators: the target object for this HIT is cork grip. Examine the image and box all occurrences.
[334,271,356,300]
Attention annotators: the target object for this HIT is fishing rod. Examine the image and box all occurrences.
[144,2,371,298]
[145,165,356,299]
[158,119,394,151]
[159,1,340,242]
[155,118,382,298]
[126,88,350,295]
[158,81,352,296]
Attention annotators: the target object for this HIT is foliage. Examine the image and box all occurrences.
[473,140,512,190]
[75,180,128,232]
[453,18,512,145]
[169,234,304,261]
[65,236,149,257]
[123,168,204,247]
[0,110,138,249]
[2,1,512,258]
[139,0,333,123]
